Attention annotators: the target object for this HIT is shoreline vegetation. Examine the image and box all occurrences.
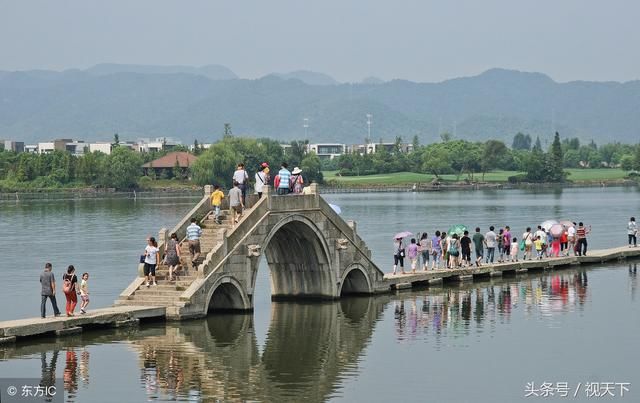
[2,133,640,195]
[1,169,637,198]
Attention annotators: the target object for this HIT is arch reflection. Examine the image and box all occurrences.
[130,297,387,402]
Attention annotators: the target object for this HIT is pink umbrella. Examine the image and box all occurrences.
[559,220,575,228]
[549,224,564,237]
[393,231,413,240]
[540,220,559,231]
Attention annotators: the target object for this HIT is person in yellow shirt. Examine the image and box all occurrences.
[210,185,224,224]
[534,236,544,260]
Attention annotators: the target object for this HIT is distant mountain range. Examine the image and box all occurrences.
[0,64,639,145]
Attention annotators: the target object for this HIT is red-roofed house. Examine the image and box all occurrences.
[142,151,198,179]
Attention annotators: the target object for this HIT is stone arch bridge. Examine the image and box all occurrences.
[118,184,388,319]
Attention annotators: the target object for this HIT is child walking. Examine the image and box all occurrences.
[510,237,519,262]
[210,185,224,224]
[534,236,544,260]
[79,273,89,314]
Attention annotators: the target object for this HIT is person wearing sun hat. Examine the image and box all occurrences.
[290,167,304,194]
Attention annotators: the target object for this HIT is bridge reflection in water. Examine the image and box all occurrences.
[131,297,388,402]
[1,264,637,402]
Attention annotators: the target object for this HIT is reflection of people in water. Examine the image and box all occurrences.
[575,271,588,306]
[630,264,637,300]
[64,349,78,395]
[394,301,406,340]
[141,346,158,397]
[40,350,59,391]
[79,349,90,386]
[166,351,184,398]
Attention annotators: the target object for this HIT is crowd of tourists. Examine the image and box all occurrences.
[139,159,314,290]
[391,217,639,275]
[208,161,312,226]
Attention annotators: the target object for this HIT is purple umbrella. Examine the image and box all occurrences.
[393,231,413,240]
[549,224,564,237]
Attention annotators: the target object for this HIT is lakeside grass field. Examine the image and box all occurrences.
[322,169,630,185]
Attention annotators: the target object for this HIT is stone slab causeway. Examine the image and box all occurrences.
[56,326,82,336]
[0,306,165,340]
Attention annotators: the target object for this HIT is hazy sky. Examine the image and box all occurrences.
[1,0,639,83]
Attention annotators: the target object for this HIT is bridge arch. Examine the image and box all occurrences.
[252,214,336,299]
[339,264,372,296]
[206,275,252,312]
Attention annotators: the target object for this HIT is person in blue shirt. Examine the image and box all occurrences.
[277,162,291,195]
[186,218,202,268]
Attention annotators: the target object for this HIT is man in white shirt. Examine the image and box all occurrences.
[232,163,249,205]
[566,224,577,255]
[484,226,497,264]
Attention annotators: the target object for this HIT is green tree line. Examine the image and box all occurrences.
[0,136,324,191]
[2,132,639,190]
[323,133,640,183]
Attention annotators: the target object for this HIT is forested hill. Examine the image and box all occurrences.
[1,66,639,144]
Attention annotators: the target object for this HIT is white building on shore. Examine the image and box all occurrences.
[306,143,346,159]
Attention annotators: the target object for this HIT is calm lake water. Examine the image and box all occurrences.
[1,187,639,402]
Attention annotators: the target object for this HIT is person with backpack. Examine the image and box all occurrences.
[232,162,249,205]
[290,167,304,194]
[63,265,78,317]
[255,163,269,198]
[522,227,534,260]
[448,234,461,269]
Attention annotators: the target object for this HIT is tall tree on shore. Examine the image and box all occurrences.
[512,132,531,150]
[412,134,420,151]
[547,132,565,182]
[533,136,543,152]
[193,139,201,156]
[481,140,508,180]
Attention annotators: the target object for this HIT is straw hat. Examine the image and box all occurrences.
[292,167,302,175]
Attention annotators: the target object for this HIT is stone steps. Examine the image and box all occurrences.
[117,299,186,308]
[123,209,236,310]
[124,295,187,303]
[133,289,185,297]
